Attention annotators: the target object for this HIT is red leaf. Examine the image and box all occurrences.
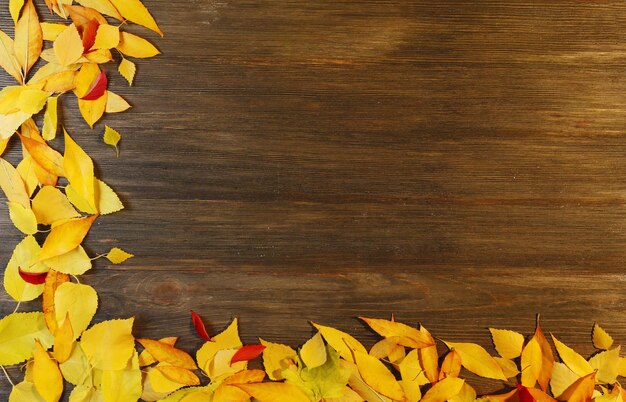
[81,71,108,101]
[82,19,100,51]
[230,344,266,366]
[18,268,48,285]
[191,310,212,341]
[516,385,537,402]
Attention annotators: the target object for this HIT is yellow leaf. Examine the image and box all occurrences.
[105,91,131,113]
[137,338,198,370]
[41,97,58,141]
[197,318,242,376]
[68,385,103,402]
[208,348,247,381]
[0,29,23,83]
[32,186,80,225]
[14,0,42,78]
[138,336,177,367]
[75,0,124,20]
[178,389,215,402]
[0,158,29,208]
[96,178,124,214]
[593,323,614,350]
[84,48,113,64]
[323,387,364,402]
[66,4,108,27]
[361,317,434,349]
[551,335,594,377]
[73,62,100,98]
[490,328,525,359]
[9,381,46,402]
[439,349,462,380]
[64,130,96,211]
[312,322,367,363]
[81,318,135,370]
[41,23,67,41]
[534,321,555,392]
[40,69,78,94]
[78,91,107,127]
[589,346,620,384]
[8,201,37,234]
[33,339,64,402]
[444,341,506,380]
[53,312,74,363]
[353,349,405,400]
[16,156,38,196]
[110,0,163,36]
[0,111,31,139]
[559,372,596,402]
[146,364,187,394]
[224,369,266,384]
[42,270,69,333]
[213,384,251,402]
[103,125,121,155]
[117,32,160,58]
[39,215,97,261]
[54,24,83,66]
[92,24,120,50]
[419,343,439,383]
[19,134,64,177]
[449,383,477,402]
[301,331,327,369]
[17,87,50,114]
[399,349,430,387]
[0,137,9,156]
[4,236,48,302]
[259,338,296,381]
[106,247,134,265]
[10,0,25,24]
[494,357,519,379]
[619,357,626,377]
[0,312,53,365]
[236,383,311,402]
[101,352,142,402]
[526,387,558,402]
[521,336,542,388]
[59,343,92,386]
[421,376,465,402]
[118,58,136,86]
[369,336,401,360]
[66,184,97,214]
[156,365,201,386]
[55,282,98,339]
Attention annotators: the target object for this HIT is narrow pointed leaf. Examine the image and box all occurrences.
[231,344,266,365]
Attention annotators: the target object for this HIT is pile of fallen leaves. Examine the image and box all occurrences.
[1,1,626,402]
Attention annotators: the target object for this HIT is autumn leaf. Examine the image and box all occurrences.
[361,317,434,349]
[521,336,542,388]
[103,125,121,156]
[38,215,97,261]
[0,312,53,365]
[117,32,160,58]
[119,58,136,85]
[191,310,212,341]
[106,247,134,264]
[236,383,311,402]
[593,322,614,350]
[4,236,48,302]
[444,341,507,381]
[9,381,46,402]
[110,0,163,36]
[42,269,69,333]
[101,352,142,402]
[105,91,132,113]
[75,0,123,20]
[41,23,67,42]
[138,336,177,367]
[81,318,135,370]
[18,267,48,284]
[53,312,74,363]
[0,29,23,83]
[53,24,83,66]
[18,133,64,177]
[42,97,58,140]
[231,344,266,365]
[551,334,594,377]
[33,339,64,402]
[92,24,120,50]
[0,158,30,208]
[558,372,596,402]
[352,349,405,400]
[311,322,367,363]
[54,282,98,339]
[137,338,198,370]
[300,332,327,369]
[32,186,80,225]
[14,0,43,79]
[490,328,525,359]
[439,349,462,380]
[81,19,99,52]
[81,70,108,100]
[260,338,297,381]
[8,201,38,234]
[155,365,201,386]
[197,318,243,376]
[421,376,465,402]
[64,129,96,211]
[589,346,620,384]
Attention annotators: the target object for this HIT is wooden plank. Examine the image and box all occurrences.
[2,0,626,397]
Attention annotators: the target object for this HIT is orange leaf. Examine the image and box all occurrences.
[360,317,434,349]
[42,269,69,333]
[155,365,200,386]
[18,133,64,177]
[558,372,596,402]
[223,369,266,385]
[39,215,98,261]
[136,338,198,370]
[53,312,74,363]
[138,336,178,367]
[439,349,462,380]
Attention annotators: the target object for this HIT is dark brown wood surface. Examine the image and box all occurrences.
[3,0,626,397]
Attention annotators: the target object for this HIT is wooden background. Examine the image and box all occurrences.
[3,0,626,397]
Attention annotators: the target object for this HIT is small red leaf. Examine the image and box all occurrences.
[81,71,108,101]
[230,344,266,366]
[516,384,537,402]
[18,268,48,285]
[191,310,212,341]
[82,19,100,52]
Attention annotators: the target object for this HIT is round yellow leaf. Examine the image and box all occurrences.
[54,282,98,340]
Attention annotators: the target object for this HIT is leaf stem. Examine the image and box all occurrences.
[71,275,81,284]
[0,365,15,387]
[91,254,107,261]
[12,301,21,314]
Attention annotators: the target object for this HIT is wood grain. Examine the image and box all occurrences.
[3,0,626,397]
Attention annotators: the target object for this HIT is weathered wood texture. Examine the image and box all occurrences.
[3,0,626,397]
